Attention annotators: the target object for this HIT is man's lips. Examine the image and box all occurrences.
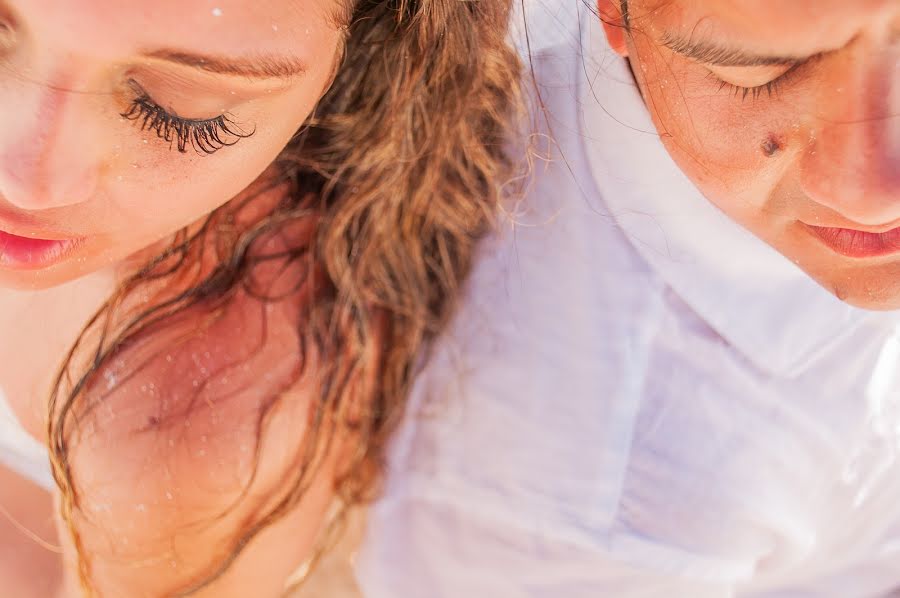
[804,223,900,258]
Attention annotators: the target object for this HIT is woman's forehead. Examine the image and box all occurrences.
[17,0,346,61]
[637,0,893,55]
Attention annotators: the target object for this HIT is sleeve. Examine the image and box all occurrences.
[354,493,738,598]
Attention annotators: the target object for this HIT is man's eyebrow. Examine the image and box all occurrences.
[661,33,805,67]
[143,49,308,79]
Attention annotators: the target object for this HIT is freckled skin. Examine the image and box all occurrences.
[600,0,900,309]
[0,0,344,291]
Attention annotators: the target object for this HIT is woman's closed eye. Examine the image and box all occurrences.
[121,83,256,155]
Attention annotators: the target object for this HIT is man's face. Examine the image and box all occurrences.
[599,0,900,309]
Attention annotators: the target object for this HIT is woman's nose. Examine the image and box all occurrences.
[0,80,109,212]
[800,43,900,226]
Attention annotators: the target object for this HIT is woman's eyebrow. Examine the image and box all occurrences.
[660,32,806,67]
[142,48,308,79]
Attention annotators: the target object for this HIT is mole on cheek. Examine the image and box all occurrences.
[761,134,783,157]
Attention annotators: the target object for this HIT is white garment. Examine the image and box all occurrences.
[355,8,900,598]
[0,388,54,490]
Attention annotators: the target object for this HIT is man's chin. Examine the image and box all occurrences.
[815,274,900,312]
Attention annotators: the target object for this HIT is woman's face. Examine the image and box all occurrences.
[0,0,344,289]
[600,0,900,309]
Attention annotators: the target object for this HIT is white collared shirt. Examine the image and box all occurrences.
[355,7,900,598]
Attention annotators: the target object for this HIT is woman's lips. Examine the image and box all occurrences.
[804,224,900,258]
[0,229,83,269]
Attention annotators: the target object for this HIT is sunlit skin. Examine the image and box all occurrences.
[599,0,900,308]
[0,1,348,596]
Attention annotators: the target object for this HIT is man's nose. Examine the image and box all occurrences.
[800,40,900,226]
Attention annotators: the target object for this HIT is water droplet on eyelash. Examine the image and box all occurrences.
[211,7,223,17]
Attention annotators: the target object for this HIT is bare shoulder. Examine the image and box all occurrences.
[60,214,339,597]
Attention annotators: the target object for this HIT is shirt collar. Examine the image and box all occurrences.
[575,16,890,377]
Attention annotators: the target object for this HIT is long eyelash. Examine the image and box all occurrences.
[121,95,255,155]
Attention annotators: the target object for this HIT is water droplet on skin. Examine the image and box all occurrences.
[136,504,147,512]
[104,370,118,389]
[272,24,279,32]
[211,7,223,17]
[165,491,173,500]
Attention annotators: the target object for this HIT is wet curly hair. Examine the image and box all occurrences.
[47,0,522,594]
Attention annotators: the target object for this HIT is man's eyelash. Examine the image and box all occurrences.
[710,54,823,103]
[121,94,255,155]
[713,75,789,101]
